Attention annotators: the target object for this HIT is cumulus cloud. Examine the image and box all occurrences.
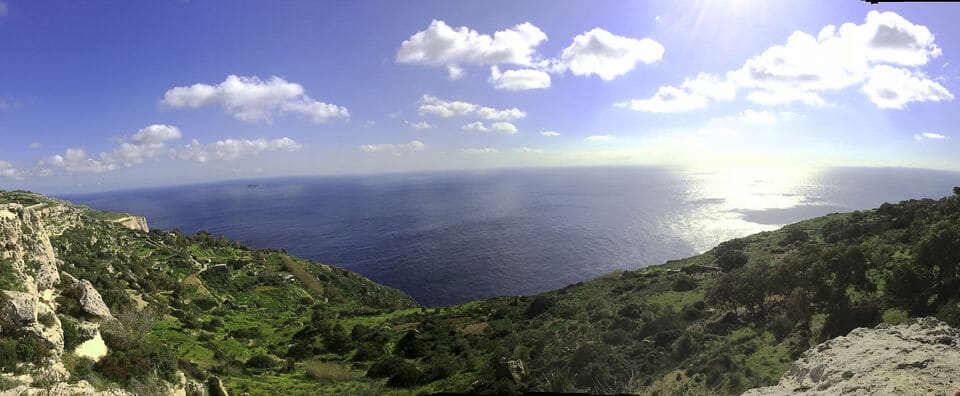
[557,28,665,81]
[407,121,435,130]
[489,66,551,90]
[42,124,184,173]
[358,140,427,155]
[615,73,734,112]
[540,131,561,137]
[461,121,518,134]
[397,20,547,68]
[28,142,41,150]
[0,160,18,178]
[162,75,349,124]
[396,21,661,86]
[860,65,953,109]
[176,137,302,162]
[913,132,947,141]
[461,147,499,154]
[619,11,952,112]
[418,95,525,120]
[519,147,543,153]
[584,135,614,142]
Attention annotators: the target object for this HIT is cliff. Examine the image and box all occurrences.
[111,216,149,233]
[744,317,960,395]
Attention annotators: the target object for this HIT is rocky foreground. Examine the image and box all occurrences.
[744,317,960,396]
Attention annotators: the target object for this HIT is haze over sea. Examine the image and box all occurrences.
[63,166,960,306]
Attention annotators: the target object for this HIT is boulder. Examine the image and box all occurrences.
[63,277,113,320]
[2,291,37,328]
[495,358,526,385]
[744,317,960,395]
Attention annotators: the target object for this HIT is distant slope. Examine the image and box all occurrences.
[1,187,959,395]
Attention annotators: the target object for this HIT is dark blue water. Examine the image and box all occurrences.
[62,166,960,306]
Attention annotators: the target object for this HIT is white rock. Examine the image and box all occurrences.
[744,317,960,395]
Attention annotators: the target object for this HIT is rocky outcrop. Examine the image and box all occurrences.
[2,380,130,396]
[0,204,60,293]
[112,216,149,232]
[61,272,113,320]
[744,317,960,395]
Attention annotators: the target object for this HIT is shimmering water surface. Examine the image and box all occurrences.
[63,166,960,306]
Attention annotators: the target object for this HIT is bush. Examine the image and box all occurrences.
[38,312,57,327]
[245,354,276,369]
[61,316,87,350]
[304,360,354,382]
[525,295,553,318]
[882,308,910,325]
[16,334,50,364]
[672,275,698,292]
[367,356,412,379]
[386,363,426,388]
[0,337,17,372]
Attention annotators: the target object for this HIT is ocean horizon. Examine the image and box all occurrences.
[62,165,960,306]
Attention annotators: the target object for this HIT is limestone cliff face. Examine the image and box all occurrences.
[0,203,60,293]
[112,215,149,232]
[0,202,120,391]
[743,317,960,396]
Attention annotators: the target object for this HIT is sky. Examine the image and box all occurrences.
[0,0,958,194]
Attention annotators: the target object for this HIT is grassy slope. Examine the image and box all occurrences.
[3,189,959,395]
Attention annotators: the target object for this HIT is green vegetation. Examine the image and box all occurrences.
[2,188,960,394]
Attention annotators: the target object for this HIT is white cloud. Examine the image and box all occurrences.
[519,147,543,153]
[460,121,518,134]
[397,21,662,85]
[176,137,302,162]
[461,147,499,154]
[0,160,18,178]
[584,135,614,142]
[491,122,518,134]
[913,132,947,141]
[860,65,953,109]
[540,131,561,137]
[620,11,951,111]
[447,65,465,80]
[461,122,488,132]
[418,95,525,120]
[28,142,41,150]
[408,121,435,130]
[397,20,547,68]
[42,124,184,173]
[557,28,664,81]
[489,66,551,90]
[162,75,349,124]
[358,140,427,155]
[615,73,734,113]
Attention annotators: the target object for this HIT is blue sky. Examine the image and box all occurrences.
[0,0,958,193]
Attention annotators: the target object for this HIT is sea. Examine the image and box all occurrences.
[61,166,960,307]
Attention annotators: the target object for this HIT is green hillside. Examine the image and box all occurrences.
[1,188,959,394]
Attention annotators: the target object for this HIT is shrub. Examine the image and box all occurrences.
[386,363,426,388]
[672,275,698,292]
[525,295,553,318]
[367,356,411,379]
[882,308,910,325]
[0,337,17,372]
[16,334,50,364]
[304,360,354,382]
[245,354,276,369]
[37,312,57,328]
[352,342,383,362]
